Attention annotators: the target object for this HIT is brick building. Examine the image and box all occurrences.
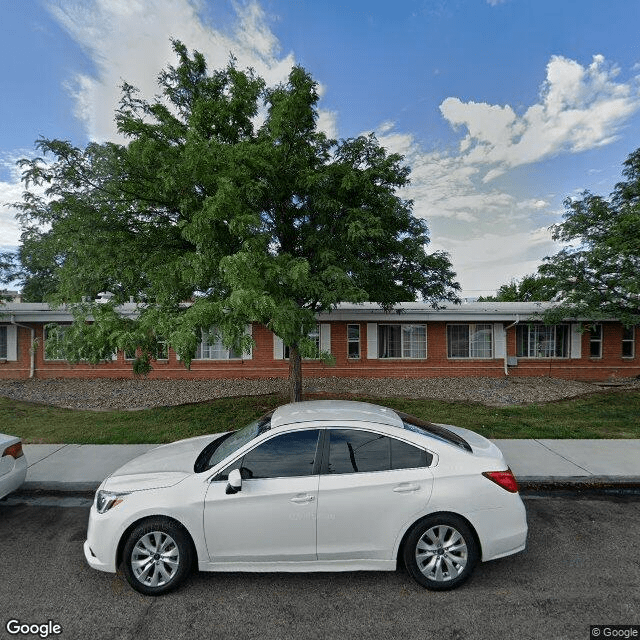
[0,301,638,381]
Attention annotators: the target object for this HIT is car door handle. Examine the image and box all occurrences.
[393,483,420,493]
[290,494,315,504]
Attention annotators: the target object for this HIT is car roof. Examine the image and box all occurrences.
[271,400,403,430]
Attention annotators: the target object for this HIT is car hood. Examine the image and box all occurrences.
[102,433,228,492]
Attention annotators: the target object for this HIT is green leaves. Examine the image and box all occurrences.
[14,40,459,398]
[541,148,640,327]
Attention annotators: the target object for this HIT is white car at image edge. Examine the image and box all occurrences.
[84,400,527,595]
[0,433,27,499]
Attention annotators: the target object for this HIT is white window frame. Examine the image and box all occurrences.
[446,323,493,359]
[589,324,602,358]
[516,324,570,359]
[283,323,322,360]
[273,324,331,360]
[622,326,635,358]
[44,324,70,361]
[377,324,427,359]
[195,328,243,360]
[0,326,7,359]
[347,324,360,359]
[155,339,169,361]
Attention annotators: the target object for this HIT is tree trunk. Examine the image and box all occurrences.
[288,344,303,403]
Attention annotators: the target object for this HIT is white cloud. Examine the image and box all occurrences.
[45,0,335,141]
[0,153,30,250]
[439,55,640,178]
[317,109,338,139]
[373,53,640,295]
[432,227,557,296]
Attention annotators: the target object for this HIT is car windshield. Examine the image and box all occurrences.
[202,412,273,472]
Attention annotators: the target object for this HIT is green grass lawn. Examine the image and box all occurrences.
[1,390,639,444]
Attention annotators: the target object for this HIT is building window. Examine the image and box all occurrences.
[195,328,242,360]
[125,349,137,361]
[44,324,70,361]
[378,324,426,359]
[155,339,169,360]
[0,326,7,359]
[447,324,493,358]
[589,324,602,358]
[347,324,360,358]
[516,324,569,358]
[284,324,321,359]
[622,327,635,358]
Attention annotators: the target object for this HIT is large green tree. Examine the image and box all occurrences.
[540,148,640,327]
[14,41,459,401]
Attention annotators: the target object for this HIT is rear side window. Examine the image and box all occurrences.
[327,429,431,474]
[391,438,429,469]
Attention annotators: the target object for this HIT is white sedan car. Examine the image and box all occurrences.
[0,434,27,499]
[85,400,527,595]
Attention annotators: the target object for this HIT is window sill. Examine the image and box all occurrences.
[192,358,245,362]
[515,357,570,360]
[447,357,494,361]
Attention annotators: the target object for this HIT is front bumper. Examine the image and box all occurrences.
[84,500,121,574]
[83,539,113,573]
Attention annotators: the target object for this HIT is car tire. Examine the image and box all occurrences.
[403,514,478,591]
[121,518,192,596]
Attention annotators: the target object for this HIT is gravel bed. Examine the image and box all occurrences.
[0,376,639,411]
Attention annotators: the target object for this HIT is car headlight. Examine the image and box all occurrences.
[95,490,129,514]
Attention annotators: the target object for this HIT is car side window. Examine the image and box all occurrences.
[391,437,431,469]
[328,429,389,474]
[235,429,321,480]
[328,429,430,474]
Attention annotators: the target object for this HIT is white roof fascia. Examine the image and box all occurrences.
[317,301,556,323]
[0,302,142,323]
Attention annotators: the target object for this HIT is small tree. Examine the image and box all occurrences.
[15,41,459,401]
[540,148,640,327]
[478,273,558,302]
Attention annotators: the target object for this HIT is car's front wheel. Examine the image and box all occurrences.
[403,514,478,590]
[121,518,192,596]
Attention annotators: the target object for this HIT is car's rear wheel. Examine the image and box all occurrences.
[403,514,478,590]
[121,518,192,596]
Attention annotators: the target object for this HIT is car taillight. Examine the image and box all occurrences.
[2,442,24,459]
[482,469,519,493]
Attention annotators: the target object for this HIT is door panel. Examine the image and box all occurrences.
[204,475,319,562]
[317,468,432,560]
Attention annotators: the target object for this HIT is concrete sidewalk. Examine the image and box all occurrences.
[16,439,640,493]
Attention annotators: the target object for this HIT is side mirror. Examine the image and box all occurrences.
[225,468,242,495]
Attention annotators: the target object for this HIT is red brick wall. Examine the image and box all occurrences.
[1,320,638,381]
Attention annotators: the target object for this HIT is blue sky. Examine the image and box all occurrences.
[2,0,640,297]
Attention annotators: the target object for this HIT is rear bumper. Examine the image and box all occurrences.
[471,497,528,562]
[0,455,27,499]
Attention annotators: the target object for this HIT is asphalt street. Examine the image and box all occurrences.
[1,495,639,640]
